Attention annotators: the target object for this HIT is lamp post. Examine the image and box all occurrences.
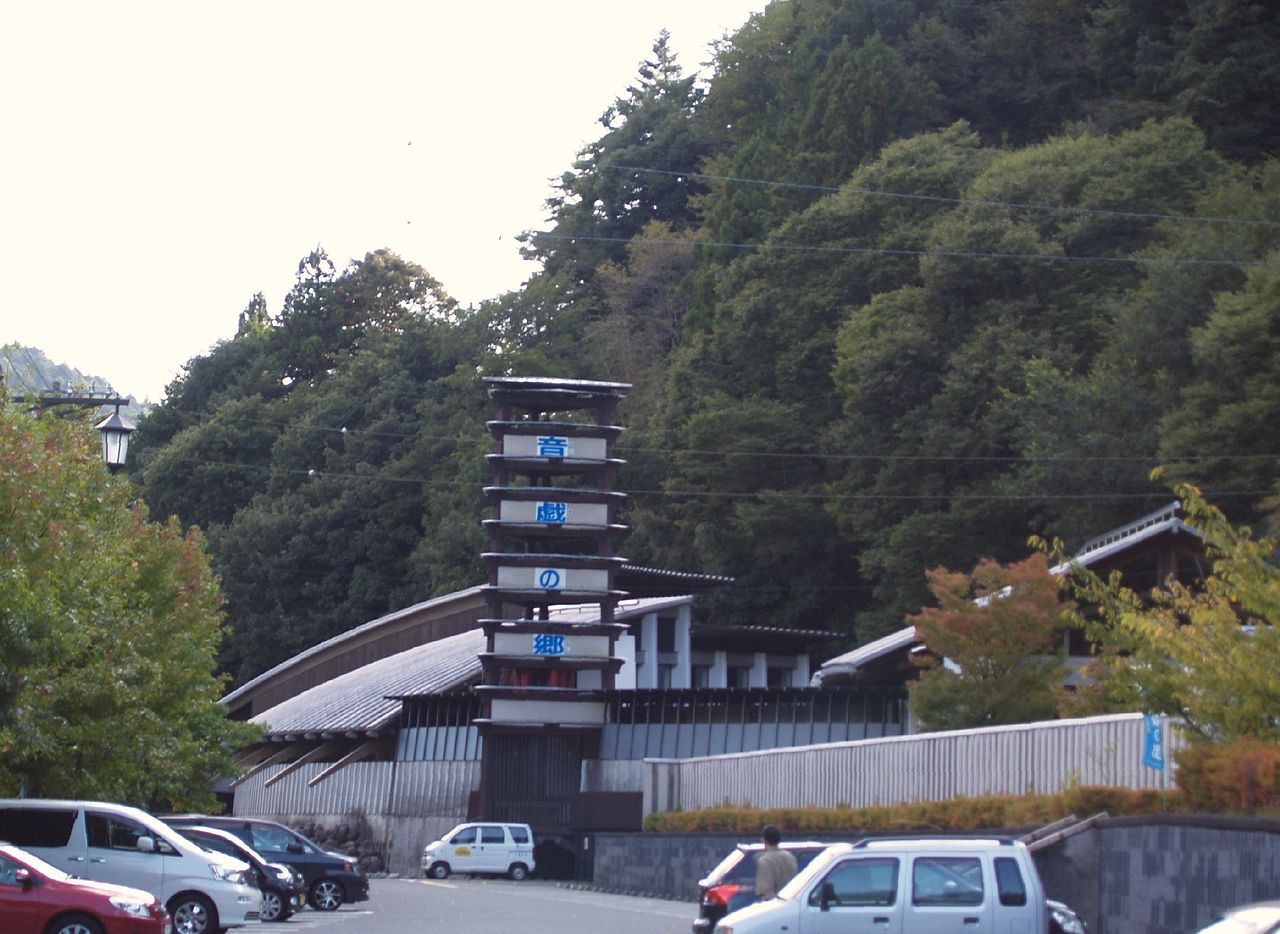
[95,406,137,473]
[10,386,137,471]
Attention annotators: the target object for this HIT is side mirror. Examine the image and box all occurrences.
[287,842,305,854]
[819,882,836,912]
[15,868,32,890]
[136,836,156,854]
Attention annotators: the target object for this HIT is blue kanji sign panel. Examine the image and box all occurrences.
[533,634,567,656]
[1142,713,1164,770]
[536,435,570,458]
[536,501,568,524]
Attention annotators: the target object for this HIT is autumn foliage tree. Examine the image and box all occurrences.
[907,553,1072,732]
[0,402,258,806]
[1054,482,1280,744]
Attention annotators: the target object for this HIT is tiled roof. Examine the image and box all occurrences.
[815,503,1197,684]
[252,628,485,738]
[222,586,483,708]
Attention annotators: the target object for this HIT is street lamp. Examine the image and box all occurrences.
[95,406,137,473]
[8,385,137,471]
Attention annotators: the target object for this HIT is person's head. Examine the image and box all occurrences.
[761,824,782,847]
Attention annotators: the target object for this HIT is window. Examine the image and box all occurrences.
[808,857,899,907]
[692,665,711,688]
[994,857,1027,906]
[481,826,506,844]
[767,667,793,688]
[657,620,676,653]
[509,826,530,844]
[912,856,984,907]
[87,813,175,855]
[658,663,676,688]
[729,666,752,688]
[191,834,240,861]
[449,827,478,846]
[0,807,76,847]
[251,824,313,855]
[0,855,21,887]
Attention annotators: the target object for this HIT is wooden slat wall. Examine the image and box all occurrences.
[642,712,1182,815]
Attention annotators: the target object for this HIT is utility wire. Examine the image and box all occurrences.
[528,231,1273,270]
[138,453,1275,502]
[600,162,1280,229]
[136,405,1280,464]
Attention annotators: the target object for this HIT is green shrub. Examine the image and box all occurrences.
[642,786,1177,833]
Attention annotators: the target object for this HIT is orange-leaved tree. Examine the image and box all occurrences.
[908,553,1073,732]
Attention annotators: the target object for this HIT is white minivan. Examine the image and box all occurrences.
[0,799,262,934]
[421,822,535,880]
[715,837,1050,934]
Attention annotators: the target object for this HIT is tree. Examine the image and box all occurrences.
[1160,252,1280,513]
[0,402,258,806]
[907,553,1071,732]
[525,32,709,296]
[1050,483,1280,743]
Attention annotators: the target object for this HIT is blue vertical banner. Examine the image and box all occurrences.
[1142,713,1165,770]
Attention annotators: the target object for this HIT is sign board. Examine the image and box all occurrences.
[501,434,607,462]
[1142,713,1164,770]
[498,500,609,527]
[533,634,568,656]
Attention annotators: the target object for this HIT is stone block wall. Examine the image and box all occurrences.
[592,817,1280,934]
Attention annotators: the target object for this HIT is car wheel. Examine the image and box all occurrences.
[508,863,529,881]
[428,861,451,880]
[309,878,344,911]
[46,914,105,934]
[259,888,290,922]
[168,893,217,934]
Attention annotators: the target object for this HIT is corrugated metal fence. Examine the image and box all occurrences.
[643,712,1181,815]
[232,760,478,818]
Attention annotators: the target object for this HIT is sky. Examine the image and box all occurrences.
[3,1,764,402]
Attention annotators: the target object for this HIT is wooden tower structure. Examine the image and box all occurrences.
[475,376,631,828]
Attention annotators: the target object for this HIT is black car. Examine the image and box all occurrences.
[163,815,369,911]
[693,842,830,934]
[172,824,305,923]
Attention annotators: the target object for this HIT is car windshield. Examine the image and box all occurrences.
[189,829,267,866]
[776,847,846,901]
[5,848,71,882]
[250,824,317,855]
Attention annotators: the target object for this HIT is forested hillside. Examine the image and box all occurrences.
[131,0,1280,685]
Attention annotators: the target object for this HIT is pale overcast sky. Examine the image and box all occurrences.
[3,1,764,401]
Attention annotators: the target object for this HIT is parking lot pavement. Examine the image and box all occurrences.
[258,905,376,930]
[256,876,696,934]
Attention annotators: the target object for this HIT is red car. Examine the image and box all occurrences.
[0,843,168,934]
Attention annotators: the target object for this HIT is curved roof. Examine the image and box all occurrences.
[252,628,485,738]
[224,587,484,709]
[249,596,704,737]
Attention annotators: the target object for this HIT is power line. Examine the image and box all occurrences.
[139,404,1280,464]
[528,231,1273,270]
[138,453,1276,503]
[601,162,1280,230]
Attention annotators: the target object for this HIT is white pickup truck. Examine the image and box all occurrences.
[714,837,1075,934]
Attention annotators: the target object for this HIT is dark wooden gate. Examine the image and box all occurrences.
[480,731,598,831]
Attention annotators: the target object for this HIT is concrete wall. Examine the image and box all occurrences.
[590,817,1280,934]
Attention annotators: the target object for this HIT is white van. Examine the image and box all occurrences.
[0,799,261,934]
[715,837,1050,934]
[421,822,535,880]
